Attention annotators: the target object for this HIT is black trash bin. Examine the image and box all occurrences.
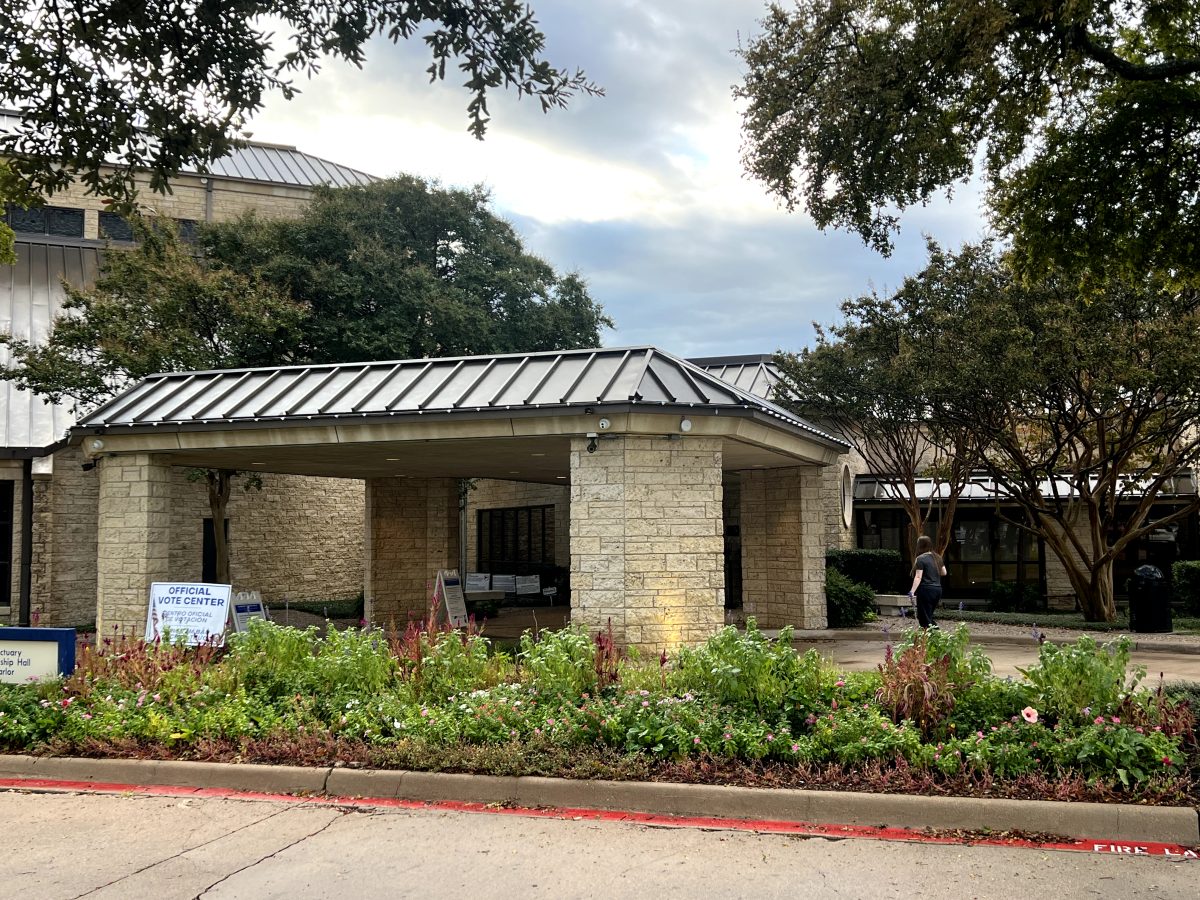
[1129,565,1172,633]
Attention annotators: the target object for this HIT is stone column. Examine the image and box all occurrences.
[740,466,826,629]
[365,477,459,625]
[570,435,724,652]
[96,453,173,637]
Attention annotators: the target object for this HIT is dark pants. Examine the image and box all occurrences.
[916,584,942,628]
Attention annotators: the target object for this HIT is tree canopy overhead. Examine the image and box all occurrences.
[736,1,1200,282]
[202,175,611,363]
[0,1,600,210]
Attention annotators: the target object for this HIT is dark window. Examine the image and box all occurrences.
[175,218,199,242]
[99,211,135,242]
[476,505,554,577]
[5,204,84,238]
[0,481,13,606]
[201,518,230,583]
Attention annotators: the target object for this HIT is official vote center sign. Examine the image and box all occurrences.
[146,582,233,645]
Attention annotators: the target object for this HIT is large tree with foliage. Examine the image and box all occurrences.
[909,244,1200,622]
[736,1,1200,282]
[0,221,305,584]
[0,1,599,209]
[202,175,611,361]
[775,265,985,557]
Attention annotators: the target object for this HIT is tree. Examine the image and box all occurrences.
[0,1,600,210]
[0,163,16,264]
[911,244,1200,622]
[0,220,306,584]
[774,255,985,557]
[202,176,612,362]
[736,1,1200,282]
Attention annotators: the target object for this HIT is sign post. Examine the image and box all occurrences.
[231,590,269,633]
[435,569,470,627]
[146,582,233,645]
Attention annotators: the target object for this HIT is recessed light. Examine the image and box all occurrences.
[555,475,566,479]
[531,452,546,457]
[508,470,520,474]
[386,457,400,461]
[250,462,265,466]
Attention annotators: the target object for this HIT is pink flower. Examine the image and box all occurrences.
[693,737,701,745]
[1111,716,1120,724]
[1162,756,1173,766]
[1021,707,1038,724]
[834,680,845,688]
[723,732,732,740]
[767,733,775,741]
[791,743,800,753]
[1094,716,1105,725]
[641,701,649,708]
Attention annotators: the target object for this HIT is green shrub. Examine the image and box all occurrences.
[671,620,826,724]
[894,624,992,684]
[987,581,1042,614]
[1018,635,1143,725]
[418,632,494,701]
[518,626,597,698]
[225,620,320,701]
[1171,560,1200,615]
[876,631,962,738]
[826,548,906,592]
[825,568,877,627]
[949,678,1035,733]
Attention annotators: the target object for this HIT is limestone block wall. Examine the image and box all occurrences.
[365,477,459,624]
[740,466,827,629]
[570,435,724,651]
[1044,509,1091,611]
[41,446,100,626]
[96,453,172,636]
[0,462,23,619]
[167,470,365,604]
[47,173,313,240]
[820,450,867,550]
[464,479,570,572]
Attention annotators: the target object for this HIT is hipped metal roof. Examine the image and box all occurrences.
[1,238,99,451]
[76,347,847,448]
[0,110,375,190]
[691,354,782,400]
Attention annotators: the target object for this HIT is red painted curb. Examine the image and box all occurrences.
[2,777,1197,860]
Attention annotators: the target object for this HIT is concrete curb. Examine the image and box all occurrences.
[0,754,1195,846]
[785,629,1200,655]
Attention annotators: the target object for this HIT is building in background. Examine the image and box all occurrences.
[1,114,371,627]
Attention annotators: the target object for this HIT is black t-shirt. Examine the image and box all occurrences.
[914,552,942,589]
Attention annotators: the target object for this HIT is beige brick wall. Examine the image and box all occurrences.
[1044,508,1090,611]
[464,479,570,574]
[46,173,313,239]
[96,453,172,637]
[1,462,23,619]
[167,470,364,605]
[741,466,827,629]
[569,435,725,652]
[820,451,867,550]
[365,477,459,625]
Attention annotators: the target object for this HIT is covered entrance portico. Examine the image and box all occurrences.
[74,348,846,651]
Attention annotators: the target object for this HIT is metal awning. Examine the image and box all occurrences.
[75,346,847,450]
[855,473,1200,502]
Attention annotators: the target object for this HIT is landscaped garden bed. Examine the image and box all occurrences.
[1,616,1196,807]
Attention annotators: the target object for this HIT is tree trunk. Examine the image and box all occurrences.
[1060,554,1118,623]
[206,469,233,585]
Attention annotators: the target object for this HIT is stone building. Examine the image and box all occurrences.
[1,117,373,626]
[73,347,847,651]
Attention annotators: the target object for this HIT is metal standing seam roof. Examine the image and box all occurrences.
[1,238,100,450]
[691,354,783,401]
[0,110,376,190]
[75,347,848,449]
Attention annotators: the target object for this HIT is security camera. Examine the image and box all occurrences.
[598,417,611,430]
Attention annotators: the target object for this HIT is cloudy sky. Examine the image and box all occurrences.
[251,0,988,358]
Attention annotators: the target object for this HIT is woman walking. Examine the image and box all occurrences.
[907,535,946,628]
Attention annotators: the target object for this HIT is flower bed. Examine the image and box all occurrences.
[0,618,1195,804]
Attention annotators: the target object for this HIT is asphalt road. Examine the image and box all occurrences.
[1,791,1195,899]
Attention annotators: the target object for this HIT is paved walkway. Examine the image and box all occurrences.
[1,791,1194,899]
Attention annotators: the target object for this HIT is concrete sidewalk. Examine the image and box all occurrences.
[0,755,1196,846]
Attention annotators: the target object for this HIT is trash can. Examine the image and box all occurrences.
[1129,565,1172,633]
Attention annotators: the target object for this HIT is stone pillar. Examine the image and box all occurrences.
[570,435,724,652]
[365,477,459,625]
[740,466,826,629]
[96,453,173,637]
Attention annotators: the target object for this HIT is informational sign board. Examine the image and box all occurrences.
[0,628,76,683]
[435,569,470,627]
[231,590,269,633]
[146,582,233,645]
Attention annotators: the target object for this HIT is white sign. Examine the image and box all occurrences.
[232,590,269,633]
[435,569,470,628]
[146,582,233,645]
[0,641,59,684]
